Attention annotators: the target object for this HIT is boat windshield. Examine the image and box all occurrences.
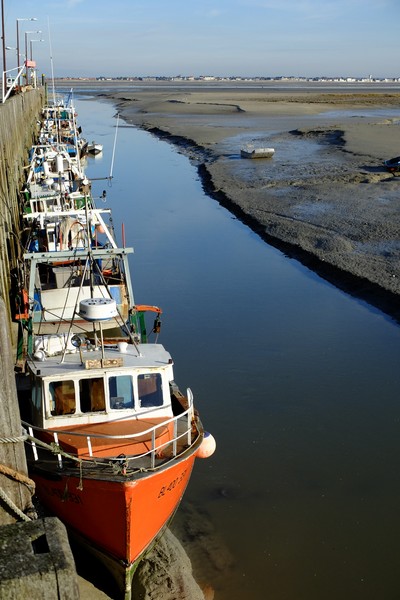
[109,375,134,409]
[46,371,166,418]
[138,373,163,408]
[49,380,76,416]
[80,377,106,412]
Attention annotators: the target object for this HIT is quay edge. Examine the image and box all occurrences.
[0,88,80,598]
[0,89,211,600]
[0,89,44,343]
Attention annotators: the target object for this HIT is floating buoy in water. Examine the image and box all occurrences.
[196,431,216,459]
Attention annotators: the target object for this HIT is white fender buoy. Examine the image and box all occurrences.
[56,153,65,173]
[33,349,46,362]
[43,160,50,177]
[196,431,216,459]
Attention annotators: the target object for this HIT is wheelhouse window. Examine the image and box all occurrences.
[32,381,42,412]
[109,375,134,409]
[49,380,76,416]
[79,377,105,413]
[138,373,163,408]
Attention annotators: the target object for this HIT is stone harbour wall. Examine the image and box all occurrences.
[0,89,44,341]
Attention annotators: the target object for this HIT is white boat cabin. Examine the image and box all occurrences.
[25,247,133,332]
[27,343,176,430]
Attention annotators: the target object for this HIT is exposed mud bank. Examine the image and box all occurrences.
[132,122,400,323]
[98,87,400,322]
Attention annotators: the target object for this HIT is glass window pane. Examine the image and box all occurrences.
[109,375,133,409]
[32,382,41,411]
[49,380,76,416]
[80,378,105,413]
[138,373,163,408]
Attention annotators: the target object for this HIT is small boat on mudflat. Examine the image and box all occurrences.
[384,155,400,174]
[241,145,275,159]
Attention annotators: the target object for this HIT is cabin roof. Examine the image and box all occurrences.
[27,343,173,379]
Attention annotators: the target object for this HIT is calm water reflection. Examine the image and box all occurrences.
[77,96,400,600]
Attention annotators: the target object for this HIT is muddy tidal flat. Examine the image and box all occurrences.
[83,81,400,318]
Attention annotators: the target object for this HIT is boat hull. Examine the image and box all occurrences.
[241,147,275,159]
[68,511,173,599]
[88,144,103,155]
[384,156,400,174]
[29,451,198,597]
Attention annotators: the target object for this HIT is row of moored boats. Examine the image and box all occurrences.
[14,92,214,599]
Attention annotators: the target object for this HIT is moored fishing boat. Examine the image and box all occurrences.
[40,91,88,157]
[15,97,215,598]
[22,92,89,220]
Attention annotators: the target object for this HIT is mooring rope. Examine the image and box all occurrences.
[25,434,85,490]
[0,434,27,444]
[0,488,33,522]
[0,463,35,492]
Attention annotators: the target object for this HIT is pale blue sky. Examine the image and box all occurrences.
[3,0,399,78]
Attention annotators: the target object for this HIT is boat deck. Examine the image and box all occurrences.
[42,418,172,458]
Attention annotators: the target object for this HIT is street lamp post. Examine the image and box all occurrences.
[24,30,41,84]
[30,39,43,61]
[29,39,43,88]
[1,0,6,95]
[16,17,37,69]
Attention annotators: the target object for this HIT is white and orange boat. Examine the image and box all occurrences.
[16,97,215,599]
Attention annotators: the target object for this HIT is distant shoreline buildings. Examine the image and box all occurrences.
[56,75,400,84]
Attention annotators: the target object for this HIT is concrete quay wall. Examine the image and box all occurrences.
[0,89,44,343]
[0,90,80,599]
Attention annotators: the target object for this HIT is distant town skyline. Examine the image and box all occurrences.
[3,0,400,80]
[56,74,400,85]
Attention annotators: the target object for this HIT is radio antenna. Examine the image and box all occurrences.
[47,17,56,106]
[109,112,119,181]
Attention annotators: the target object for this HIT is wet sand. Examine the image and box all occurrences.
[94,83,400,320]
[76,525,212,600]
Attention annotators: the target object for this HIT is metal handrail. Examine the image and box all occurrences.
[2,65,25,103]
[21,391,196,467]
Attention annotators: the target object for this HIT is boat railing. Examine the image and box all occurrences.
[21,392,198,471]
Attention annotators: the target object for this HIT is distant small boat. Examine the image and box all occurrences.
[87,141,103,155]
[241,145,275,159]
[384,156,400,174]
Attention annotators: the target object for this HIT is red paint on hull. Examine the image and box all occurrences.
[32,454,196,565]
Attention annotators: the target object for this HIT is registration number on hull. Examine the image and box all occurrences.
[158,469,188,499]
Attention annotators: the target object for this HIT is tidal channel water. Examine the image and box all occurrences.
[75,96,400,600]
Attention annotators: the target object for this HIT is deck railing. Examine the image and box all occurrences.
[22,389,198,471]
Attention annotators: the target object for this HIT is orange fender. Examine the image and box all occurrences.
[134,305,162,314]
[15,289,29,320]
